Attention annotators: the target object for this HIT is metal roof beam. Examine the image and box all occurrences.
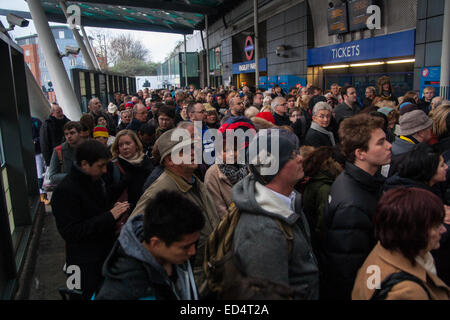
[0,9,196,34]
[71,0,219,15]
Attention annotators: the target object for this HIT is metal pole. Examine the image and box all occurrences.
[440,0,450,100]
[80,25,101,71]
[184,34,188,89]
[254,0,259,89]
[205,15,210,88]
[59,1,95,71]
[27,0,82,120]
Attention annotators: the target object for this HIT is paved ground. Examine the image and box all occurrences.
[28,200,66,300]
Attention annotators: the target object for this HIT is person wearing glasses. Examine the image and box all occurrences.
[304,102,336,148]
[272,97,291,126]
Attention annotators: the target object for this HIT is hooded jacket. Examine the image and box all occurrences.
[231,175,320,300]
[321,162,385,300]
[94,215,198,300]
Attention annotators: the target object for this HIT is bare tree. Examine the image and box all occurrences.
[108,33,151,64]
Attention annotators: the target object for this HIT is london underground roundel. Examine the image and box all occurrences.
[422,68,429,78]
[245,36,254,61]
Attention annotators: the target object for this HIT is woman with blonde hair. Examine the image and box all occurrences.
[110,130,153,210]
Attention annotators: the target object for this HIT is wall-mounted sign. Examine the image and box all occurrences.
[348,0,374,31]
[244,36,254,61]
[307,30,415,66]
[232,58,267,74]
[327,3,349,35]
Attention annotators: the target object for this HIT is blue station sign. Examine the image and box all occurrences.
[307,29,415,66]
[232,58,267,75]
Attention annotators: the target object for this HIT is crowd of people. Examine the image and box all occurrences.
[31,76,450,300]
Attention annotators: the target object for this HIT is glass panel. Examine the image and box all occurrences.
[90,73,96,94]
[1,167,14,234]
[79,72,86,96]
[0,128,4,166]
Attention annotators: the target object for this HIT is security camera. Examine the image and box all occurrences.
[65,46,80,55]
[59,46,80,58]
[5,13,29,31]
[7,13,29,28]
[276,45,287,57]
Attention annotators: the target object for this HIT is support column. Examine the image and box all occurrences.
[27,0,82,120]
[440,0,450,99]
[254,0,259,89]
[80,25,101,71]
[184,34,188,88]
[59,1,95,71]
[205,15,210,88]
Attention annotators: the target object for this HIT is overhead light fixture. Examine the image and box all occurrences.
[386,59,415,64]
[350,62,385,67]
[322,64,349,69]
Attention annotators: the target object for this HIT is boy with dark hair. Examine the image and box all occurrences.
[94,191,205,300]
[52,140,130,300]
[321,113,392,300]
[48,121,83,186]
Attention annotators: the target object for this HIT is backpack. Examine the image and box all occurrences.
[42,145,64,192]
[202,202,296,299]
[370,271,433,300]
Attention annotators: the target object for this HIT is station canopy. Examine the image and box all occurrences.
[0,0,239,34]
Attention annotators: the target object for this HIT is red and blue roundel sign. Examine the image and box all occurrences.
[244,36,254,61]
[422,68,429,78]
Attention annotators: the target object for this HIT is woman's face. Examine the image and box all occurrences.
[97,117,107,127]
[290,111,302,123]
[313,109,331,128]
[431,156,448,185]
[426,223,446,252]
[118,134,137,159]
[383,84,390,92]
[206,113,217,124]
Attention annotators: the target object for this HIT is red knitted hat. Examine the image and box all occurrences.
[93,125,109,138]
[255,111,275,124]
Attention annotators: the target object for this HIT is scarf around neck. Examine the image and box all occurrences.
[218,164,249,186]
[119,152,145,166]
[311,122,336,146]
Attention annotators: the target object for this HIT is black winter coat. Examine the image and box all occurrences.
[113,156,154,208]
[304,127,334,148]
[51,165,116,265]
[40,115,70,166]
[273,112,291,127]
[321,162,385,300]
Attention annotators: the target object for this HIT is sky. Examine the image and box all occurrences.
[0,0,184,63]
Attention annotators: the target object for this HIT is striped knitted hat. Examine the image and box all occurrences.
[93,125,109,138]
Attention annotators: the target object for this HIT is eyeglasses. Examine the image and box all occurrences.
[316,114,331,119]
[195,110,206,114]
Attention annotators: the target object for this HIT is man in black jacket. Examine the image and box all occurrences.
[272,97,291,126]
[40,103,71,166]
[321,113,392,300]
[51,140,130,300]
[333,86,361,127]
[94,191,205,300]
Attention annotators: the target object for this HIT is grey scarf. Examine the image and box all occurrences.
[218,164,249,186]
[311,122,336,146]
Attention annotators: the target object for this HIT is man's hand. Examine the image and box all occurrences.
[111,202,130,220]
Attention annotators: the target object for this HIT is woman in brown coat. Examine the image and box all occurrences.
[352,188,450,300]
